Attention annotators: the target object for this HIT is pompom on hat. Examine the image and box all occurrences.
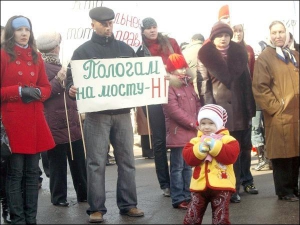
[198,104,228,131]
[141,17,157,31]
[209,21,233,41]
[36,31,61,53]
[166,53,189,72]
[218,4,230,20]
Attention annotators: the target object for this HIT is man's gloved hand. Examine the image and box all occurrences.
[203,137,216,150]
[199,142,210,153]
[21,86,41,103]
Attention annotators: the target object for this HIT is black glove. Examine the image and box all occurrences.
[21,86,41,103]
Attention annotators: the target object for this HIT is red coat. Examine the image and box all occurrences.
[1,45,55,154]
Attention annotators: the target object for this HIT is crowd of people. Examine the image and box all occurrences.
[0,3,299,225]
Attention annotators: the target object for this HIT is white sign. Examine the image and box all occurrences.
[70,56,169,113]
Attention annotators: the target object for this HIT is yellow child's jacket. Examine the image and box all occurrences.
[182,129,240,192]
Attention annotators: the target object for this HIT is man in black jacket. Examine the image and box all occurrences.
[66,6,144,223]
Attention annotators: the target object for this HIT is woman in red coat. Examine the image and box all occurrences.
[1,15,55,224]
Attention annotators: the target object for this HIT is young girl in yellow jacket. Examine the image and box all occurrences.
[182,104,240,224]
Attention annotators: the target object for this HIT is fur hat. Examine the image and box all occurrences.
[218,4,230,20]
[209,21,233,41]
[166,53,189,72]
[198,104,228,131]
[89,7,115,22]
[36,31,61,53]
[141,17,157,31]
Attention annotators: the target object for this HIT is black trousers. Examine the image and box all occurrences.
[141,135,154,158]
[40,151,50,177]
[231,127,254,193]
[143,104,170,189]
[0,156,9,207]
[6,153,40,224]
[271,156,299,197]
[47,139,87,204]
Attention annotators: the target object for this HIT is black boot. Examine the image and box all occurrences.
[1,197,11,224]
[254,146,268,171]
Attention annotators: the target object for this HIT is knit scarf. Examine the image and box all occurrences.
[144,38,161,56]
[268,33,298,67]
[41,53,61,66]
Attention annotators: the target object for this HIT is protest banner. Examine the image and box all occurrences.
[70,56,168,113]
[61,1,142,66]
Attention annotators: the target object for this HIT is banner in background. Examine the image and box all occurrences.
[70,56,168,113]
[60,1,142,66]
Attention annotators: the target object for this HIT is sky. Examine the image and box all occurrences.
[1,1,299,65]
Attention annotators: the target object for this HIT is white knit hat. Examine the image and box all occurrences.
[36,31,61,53]
[198,104,228,131]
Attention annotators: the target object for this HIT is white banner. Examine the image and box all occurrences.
[61,1,143,67]
[70,56,169,113]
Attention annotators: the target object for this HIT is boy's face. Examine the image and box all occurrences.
[199,118,217,135]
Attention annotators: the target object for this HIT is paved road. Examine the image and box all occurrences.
[1,135,299,224]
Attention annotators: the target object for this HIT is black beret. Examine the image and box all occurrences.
[89,7,115,22]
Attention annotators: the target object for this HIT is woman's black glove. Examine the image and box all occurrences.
[21,86,41,103]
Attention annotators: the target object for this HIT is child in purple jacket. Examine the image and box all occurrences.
[162,53,201,209]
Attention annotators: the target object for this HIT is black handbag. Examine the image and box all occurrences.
[1,117,11,158]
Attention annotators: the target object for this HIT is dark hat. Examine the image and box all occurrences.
[89,7,115,22]
[141,17,157,30]
[209,21,233,41]
[192,33,205,42]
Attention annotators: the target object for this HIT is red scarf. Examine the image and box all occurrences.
[144,38,170,64]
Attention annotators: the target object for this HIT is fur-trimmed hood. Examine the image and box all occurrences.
[198,40,248,89]
[168,68,195,88]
